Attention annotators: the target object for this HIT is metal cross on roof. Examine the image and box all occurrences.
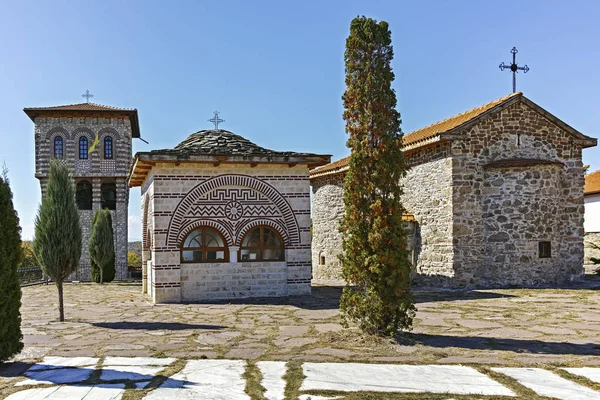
[208,111,225,129]
[499,47,530,93]
[81,89,94,103]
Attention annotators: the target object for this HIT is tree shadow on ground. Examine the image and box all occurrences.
[397,332,600,356]
[0,362,35,378]
[91,322,224,331]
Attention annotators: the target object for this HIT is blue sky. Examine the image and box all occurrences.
[1,0,598,241]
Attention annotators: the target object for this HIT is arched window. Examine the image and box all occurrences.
[79,137,88,159]
[239,226,284,261]
[76,180,92,210]
[104,136,113,159]
[101,182,117,210]
[181,227,228,263]
[54,136,64,159]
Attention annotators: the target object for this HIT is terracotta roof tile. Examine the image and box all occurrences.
[585,170,600,195]
[311,92,524,178]
[23,102,136,112]
[402,92,522,146]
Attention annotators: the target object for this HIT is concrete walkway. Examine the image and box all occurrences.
[3,356,600,399]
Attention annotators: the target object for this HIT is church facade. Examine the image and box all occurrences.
[25,102,139,280]
[128,129,329,303]
[311,93,597,287]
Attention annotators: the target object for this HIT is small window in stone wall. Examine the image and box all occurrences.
[104,137,113,159]
[76,180,92,210]
[539,241,551,258]
[319,252,325,265]
[101,182,117,210]
[79,137,88,159]
[181,227,228,263]
[54,136,64,159]
[240,226,284,262]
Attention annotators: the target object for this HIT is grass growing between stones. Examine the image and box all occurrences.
[474,366,543,399]
[553,367,600,393]
[283,360,304,400]
[244,361,266,400]
[300,391,522,400]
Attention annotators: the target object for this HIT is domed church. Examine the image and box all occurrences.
[128,127,330,303]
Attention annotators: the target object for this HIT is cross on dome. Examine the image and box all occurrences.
[208,111,225,129]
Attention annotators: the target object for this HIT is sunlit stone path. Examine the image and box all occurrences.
[4,356,600,399]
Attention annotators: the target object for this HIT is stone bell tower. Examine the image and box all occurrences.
[24,98,140,280]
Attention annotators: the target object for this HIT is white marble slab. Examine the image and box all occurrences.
[28,357,99,371]
[103,357,176,366]
[6,383,125,400]
[564,368,600,384]
[17,368,95,386]
[302,363,515,396]
[100,365,166,381]
[257,361,286,400]
[143,359,250,400]
[493,367,600,400]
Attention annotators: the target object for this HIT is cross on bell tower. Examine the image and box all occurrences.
[499,47,530,93]
[208,111,225,129]
[81,89,94,103]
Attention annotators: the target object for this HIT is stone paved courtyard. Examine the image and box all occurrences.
[2,279,600,398]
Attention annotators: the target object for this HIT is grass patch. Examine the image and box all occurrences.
[474,366,544,399]
[553,368,600,392]
[283,360,304,400]
[121,358,187,400]
[244,361,266,400]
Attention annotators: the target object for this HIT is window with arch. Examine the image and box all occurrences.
[101,182,117,210]
[79,137,88,159]
[54,136,64,159]
[239,226,284,261]
[104,136,113,159]
[75,180,92,210]
[181,227,228,263]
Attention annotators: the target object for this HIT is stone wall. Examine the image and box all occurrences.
[34,116,132,280]
[142,163,312,303]
[451,100,586,286]
[310,173,345,280]
[584,232,600,274]
[181,261,287,301]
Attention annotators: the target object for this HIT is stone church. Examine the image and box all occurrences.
[25,102,139,280]
[128,128,329,303]
[311,92,597,287]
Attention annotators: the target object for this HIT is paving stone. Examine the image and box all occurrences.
[17,367,96,386]
[144,359,250,400]
[481,328,542,339]
[104,344,145,350]
[314,323,343,333]
[225,348,265,359]
[6,383,126,400]
[279,325,308,337]
[298,396,343,400]
[564,368,600,384]
[103,357,176,366]
[530,326,578,335]
[302,363,515,396]
[257,361,286,400]
[492,367,600,400]
[195,331,241,345]
[274,337,317,348]
[101,365,166,381]
[456,319,503,329]
[305,348,355,358]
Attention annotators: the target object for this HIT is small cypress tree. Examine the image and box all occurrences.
[339,16,415,335]
[89,209,115,284]
[0,166,24,361]
[33,160,82,322]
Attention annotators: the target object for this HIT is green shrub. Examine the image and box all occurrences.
[89,209,115,284]
[0,168,24,361]
[33,160,82,322]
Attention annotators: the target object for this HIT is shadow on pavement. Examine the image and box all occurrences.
[91,322,225,331]
[400,332,600,356]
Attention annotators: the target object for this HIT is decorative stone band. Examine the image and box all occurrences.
[287,279,311,284]
[484,158,565,169]
[152,282,181,288]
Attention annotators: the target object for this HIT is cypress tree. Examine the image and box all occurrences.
[89,209,115,284]
[0,167,24,361]
[33,160,82,322]
[339,16,415,335]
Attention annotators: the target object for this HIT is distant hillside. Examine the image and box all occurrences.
[129,241,142,258]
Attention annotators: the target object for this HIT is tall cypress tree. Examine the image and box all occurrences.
[339,16,415,335]
[89,208,115,284]
[33,160,82,322]
[0,166,24,361]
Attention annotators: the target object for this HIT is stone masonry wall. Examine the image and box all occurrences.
[34,116,132,280]
[310,143,452,283]
[451,100,586,286]
[584,232,600,274]
[143,163,312,303]
[311,173,346,280]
